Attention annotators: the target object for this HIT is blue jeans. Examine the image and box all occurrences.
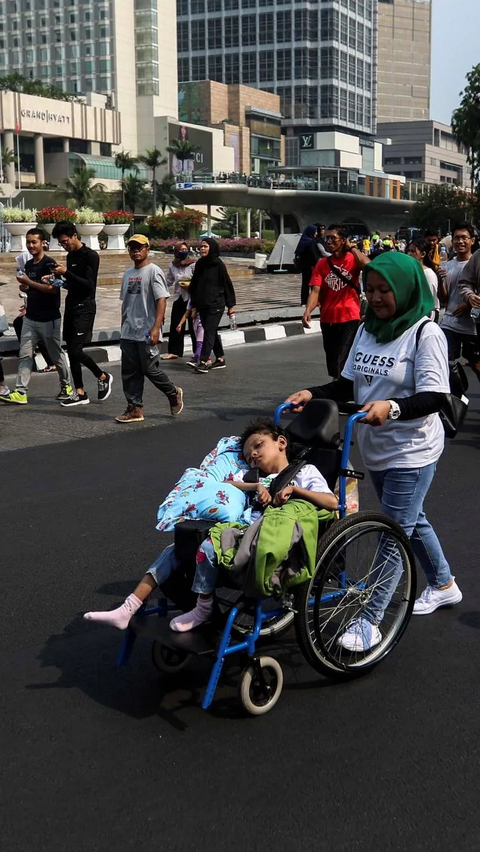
[364,464,452,624]
[147,539,219,595]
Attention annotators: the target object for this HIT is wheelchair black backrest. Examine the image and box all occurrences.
[285,399,342,491]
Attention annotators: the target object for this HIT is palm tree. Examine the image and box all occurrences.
[1,147,16,183]
[166,139,200,176]
[156,173,182,215]
[138,147,167,215]
[64,165,107,210]
[114,150,138,211]
[122,174,150,217]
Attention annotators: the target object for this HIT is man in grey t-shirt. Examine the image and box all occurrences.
[116,235,184,423]
[440,223,480,379]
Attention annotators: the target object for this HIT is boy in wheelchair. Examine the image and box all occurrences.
[84,418,337,633]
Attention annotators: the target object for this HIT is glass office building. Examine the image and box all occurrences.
[177,0,378,136]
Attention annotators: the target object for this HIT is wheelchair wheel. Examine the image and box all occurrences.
[239,656,283,716]
[232,609,294,639]
[294,511,416,680]
[151,641,191,674]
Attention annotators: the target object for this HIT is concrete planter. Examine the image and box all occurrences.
[4,222,37,252]
[103,223,130,251]
[76,222,104,251]
[41,222,65,252]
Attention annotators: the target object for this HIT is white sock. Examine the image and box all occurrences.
[169,596,213,633]
[83,593,143,630]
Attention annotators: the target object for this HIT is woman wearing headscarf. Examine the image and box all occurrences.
[295,225,322,305]
[189,238,236,373]
[162,241,196,360]
[285,252,462,651]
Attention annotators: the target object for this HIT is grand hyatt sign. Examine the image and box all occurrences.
[20,108,70,124]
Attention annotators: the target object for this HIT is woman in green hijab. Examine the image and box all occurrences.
[285,251,462,652]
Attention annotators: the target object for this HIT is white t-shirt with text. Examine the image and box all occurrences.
[342,319,450,471]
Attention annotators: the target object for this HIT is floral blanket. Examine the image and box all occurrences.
[156,436,250,532]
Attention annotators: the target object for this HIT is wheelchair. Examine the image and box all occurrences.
[117,399,417,716]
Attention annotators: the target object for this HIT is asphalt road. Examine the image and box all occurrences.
[2,337,480,852]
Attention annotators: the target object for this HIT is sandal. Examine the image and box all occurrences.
[39,365,57,373]
[160,354,179,360]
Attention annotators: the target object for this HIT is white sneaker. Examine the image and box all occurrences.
[413,579,462,615]
[337,617,382,652]
[0,385,10,397]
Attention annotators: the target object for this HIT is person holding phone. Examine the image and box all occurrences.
[0,228,75,405]
[50,220,112,406]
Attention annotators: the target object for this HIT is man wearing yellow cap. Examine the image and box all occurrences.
[116,235,184,423]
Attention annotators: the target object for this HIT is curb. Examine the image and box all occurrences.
[0,319,321,375]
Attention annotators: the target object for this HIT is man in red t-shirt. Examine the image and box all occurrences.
[303,223,370,378]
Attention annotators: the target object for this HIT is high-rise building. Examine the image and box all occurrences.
[0,0,178,154]
[177,0,377,137]
[377,0,431,123]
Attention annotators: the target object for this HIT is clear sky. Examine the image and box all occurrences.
[431,0,480,124]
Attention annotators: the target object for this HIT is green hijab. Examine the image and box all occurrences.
[363,252,434,343]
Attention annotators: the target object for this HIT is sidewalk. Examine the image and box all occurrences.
[0,253,303,354]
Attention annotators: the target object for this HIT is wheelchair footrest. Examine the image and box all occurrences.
[129,612,216,657]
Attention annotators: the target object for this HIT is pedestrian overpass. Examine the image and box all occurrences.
[174,179,415,236]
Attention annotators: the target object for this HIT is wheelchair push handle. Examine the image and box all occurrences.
[273,402,294,425]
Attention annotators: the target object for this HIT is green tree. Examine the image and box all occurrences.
[217,206,260,236]
[122,174,151,216]
[156,173,182,215]
[1,147,17,183]
[114,150,138,211]
[412,184,473,233]
[64,166,107,210]
[138,147,167,215]
[0,72,73,101]
[165,139,200,176]
[452,63,480,192]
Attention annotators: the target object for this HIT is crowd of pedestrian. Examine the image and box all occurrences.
[0,225,237,422]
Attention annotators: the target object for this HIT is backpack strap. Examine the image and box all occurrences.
[327,256,360,295]
[415,319,432,349]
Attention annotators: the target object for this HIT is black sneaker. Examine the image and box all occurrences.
[98,372,113,401]
[61,392,90,407]
[210,359,226,370]
[56,383,76,401]
[194,361,209,374]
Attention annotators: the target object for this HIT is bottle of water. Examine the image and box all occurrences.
[229,312,237,331]
[440,246,448,262]
[471,307,480,320]
[145,332,159,357]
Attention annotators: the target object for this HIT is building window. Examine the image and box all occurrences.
[242,51,257,85]
[191,56,206,80]
[259,12,273,45]
[385,157,402,165]
[177,21,189,52]
[276,49,291,82]
[276,11,291,43]
[207,18,221,50]
[177,0,189,13]
[191,19,205,51]
[259,50,274,83]
[178,57,189,82]
[405,156,422,165]
[225,52,239,84]
[208,53,223,82]
[224,17,238,48]
[242,15,257,46]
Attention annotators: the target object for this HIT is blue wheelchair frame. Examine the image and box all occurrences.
[116,404,366,711]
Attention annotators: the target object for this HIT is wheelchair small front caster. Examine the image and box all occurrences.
[239,656,283,715]
[151,641,191,674]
